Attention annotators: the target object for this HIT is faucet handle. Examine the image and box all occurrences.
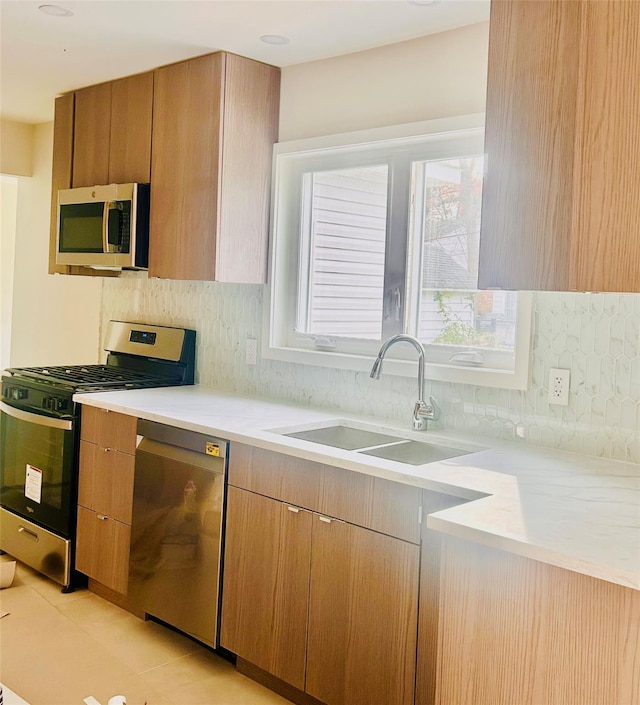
[413,396,441,430]
[427,395,441,422]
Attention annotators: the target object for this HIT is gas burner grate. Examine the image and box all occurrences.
[12,365,180,389]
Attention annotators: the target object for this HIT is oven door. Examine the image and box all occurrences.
[0,401,77,537]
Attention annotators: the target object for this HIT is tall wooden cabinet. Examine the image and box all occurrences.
[220,444,422,705]
[478,0,640,293]
[75,407,137,594]
[149,52,280,282]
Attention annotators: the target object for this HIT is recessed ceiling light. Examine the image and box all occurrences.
[39,4,74,17]
[260,35,290,46]
[406,0,442,6]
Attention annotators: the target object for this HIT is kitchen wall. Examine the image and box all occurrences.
[2,122,102,367]
[100,22,639,464]
[1,120,33,177]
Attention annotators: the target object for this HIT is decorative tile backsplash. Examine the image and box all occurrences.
[102,276,639,464]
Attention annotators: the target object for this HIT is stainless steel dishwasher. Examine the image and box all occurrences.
[128,420,227,647]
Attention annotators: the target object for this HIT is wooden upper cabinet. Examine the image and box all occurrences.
[570,1,640,292]
[108,72,153,184]
[71,72,153,188]
[72,82,111,187]
[149,52,280,282]
[49,93,74,274]
[478,0,640,293]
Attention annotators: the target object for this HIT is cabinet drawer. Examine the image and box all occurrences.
[76,505,130,594]
[229,444,422,543]
[319,465,422,544]
[228,444,322,510]
[78,440,135,524]
[80,406,137,454]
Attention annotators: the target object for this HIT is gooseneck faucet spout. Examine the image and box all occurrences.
[370,334,440,431]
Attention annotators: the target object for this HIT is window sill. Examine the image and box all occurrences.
[261,342,531,391]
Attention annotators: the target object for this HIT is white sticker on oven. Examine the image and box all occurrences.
[25,464,43,504]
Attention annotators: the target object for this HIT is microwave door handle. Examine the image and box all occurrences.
[102,202,110,253]
[105,203,122,252]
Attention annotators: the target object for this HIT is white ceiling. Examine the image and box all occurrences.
[1,0,489,124]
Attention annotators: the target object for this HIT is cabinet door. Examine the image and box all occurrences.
[478,0,581,291]
[149,53,224,280]
[570,0,640,292]
[49,93,74,275]
[108,72,153,184]
[306,515,420,705]
[415,492,467,705]
[216,53,280,283]
[72,82,111,187]
[76,505,130,594]
[77,441,135,524]
[220,487,311,690]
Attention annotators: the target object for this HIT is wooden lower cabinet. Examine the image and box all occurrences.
[306,515,420,705]
[221,485,420,705]
[76,407,137,594]
[436,536,640,705]
[220,487,312,690]
[76,506,131,594]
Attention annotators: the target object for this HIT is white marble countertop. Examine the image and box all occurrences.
[74,386,640,590]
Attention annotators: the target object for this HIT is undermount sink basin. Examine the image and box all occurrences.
[282,424,471,466]
[359,439,471,466]
[283,425,401,451]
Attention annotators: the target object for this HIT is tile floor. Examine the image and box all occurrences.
[0,557,289,705]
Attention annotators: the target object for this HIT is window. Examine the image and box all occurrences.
[265,116,532,390]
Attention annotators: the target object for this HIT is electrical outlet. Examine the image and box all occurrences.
[246,338,257,366]
[548,368,570,406]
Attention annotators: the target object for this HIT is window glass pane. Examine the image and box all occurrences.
[297,165,388,340]
[410,156,518,354]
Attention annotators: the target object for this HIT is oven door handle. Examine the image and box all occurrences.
[0,402,73,430]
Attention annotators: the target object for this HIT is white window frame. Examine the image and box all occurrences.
[263,114,533,391]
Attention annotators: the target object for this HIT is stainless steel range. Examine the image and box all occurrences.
[0,321,196,590]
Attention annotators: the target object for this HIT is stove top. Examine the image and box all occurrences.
[2,321,196,398]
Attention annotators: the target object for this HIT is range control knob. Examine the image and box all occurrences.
[11,387,28,401]
[43,396,60,411]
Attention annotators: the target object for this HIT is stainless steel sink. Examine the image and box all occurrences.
[358,440,471,465]
[283,425,402,450]
[282,423,472,465]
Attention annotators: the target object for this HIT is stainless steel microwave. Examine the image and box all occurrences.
[56,182,150,269]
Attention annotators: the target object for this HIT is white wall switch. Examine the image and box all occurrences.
[548,368,570,406]
[246,338,258,365]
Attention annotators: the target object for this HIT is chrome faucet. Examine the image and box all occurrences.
[370,334,441,431]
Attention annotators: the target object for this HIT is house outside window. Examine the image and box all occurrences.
[265,115,533,390]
